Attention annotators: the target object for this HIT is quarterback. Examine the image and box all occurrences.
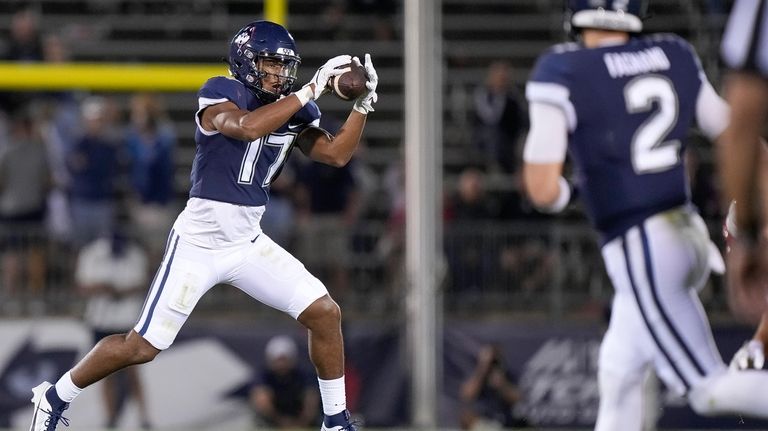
[522,1,768,429]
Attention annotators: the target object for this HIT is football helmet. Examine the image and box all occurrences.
[228,20,301,102]
[565,0,648,34]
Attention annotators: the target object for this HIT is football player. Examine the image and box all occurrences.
[719,0,768,330]
[724,201,768,371]
[522,1,768,429]
[29,20,377,431]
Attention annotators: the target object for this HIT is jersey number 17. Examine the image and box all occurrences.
[238,132,296,187]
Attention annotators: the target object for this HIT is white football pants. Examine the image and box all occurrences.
[596,207,768,431]
[133,227,328,350]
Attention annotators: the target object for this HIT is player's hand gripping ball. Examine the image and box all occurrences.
[326,58,368,101]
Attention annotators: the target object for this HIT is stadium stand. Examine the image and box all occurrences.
[0,0,733,320]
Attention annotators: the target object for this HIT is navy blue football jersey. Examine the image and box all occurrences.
[190,76,320,206]
[527,34,705,241]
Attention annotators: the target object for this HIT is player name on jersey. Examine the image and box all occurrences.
[603,47,671,78]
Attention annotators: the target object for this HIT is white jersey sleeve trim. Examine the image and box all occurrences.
[695,76,730,141]
[523,102,569,164]
[526,82,577,132]
[195,97,230,136]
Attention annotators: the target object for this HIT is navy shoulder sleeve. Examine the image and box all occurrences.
[197,76,249,110]
[526,47,578,130]
[529,44,577,87]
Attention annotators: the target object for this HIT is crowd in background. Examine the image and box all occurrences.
[0,4,728,318]
[0,2,744,430]
[0,9,178,314]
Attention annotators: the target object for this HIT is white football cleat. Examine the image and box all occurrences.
[29,382,70,431]
[729,340,766,371]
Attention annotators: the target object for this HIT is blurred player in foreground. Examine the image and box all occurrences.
[724,201,768,371]
[29,20,377,431]
[719,0,768,328]
[522,1,768,429]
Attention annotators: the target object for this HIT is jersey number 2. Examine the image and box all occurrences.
[624,75,681,174]
[238,132,295,187]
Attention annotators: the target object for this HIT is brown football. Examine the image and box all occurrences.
[327,62,368,101]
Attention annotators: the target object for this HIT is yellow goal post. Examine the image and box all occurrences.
[0,62,228,92]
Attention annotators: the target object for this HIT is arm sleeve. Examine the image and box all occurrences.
[522,102,569,164]
[673,34,731,141]
[695,77,730,141]
[526,49,578,132]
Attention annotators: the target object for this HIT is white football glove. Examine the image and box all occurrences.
[729,340,765,370]
[303,54,352,101]
[352,53,378,115]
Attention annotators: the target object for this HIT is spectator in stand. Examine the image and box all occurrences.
[0,105,52,304]
[375,158,407,294]
[260,155,299,249]
[295,117,360,296]
[471,61,527,174]
[125,93,176,260]
[67,96,126,247]
[2,8,43,61]
[348,0,398,41]
[444,167,500,295]
[0,8,44,113]
[250,335,320,428]
[75,223,151,428]
[40,34,81,244]
[321,0,397,41]
[460,344,527,430]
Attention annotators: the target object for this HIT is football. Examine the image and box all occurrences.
[327,61,368,101]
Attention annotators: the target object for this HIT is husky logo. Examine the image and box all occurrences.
[276,47,295,57]
[234,29,251,46]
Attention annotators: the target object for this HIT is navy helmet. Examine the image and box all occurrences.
[565,0,649,34]
[228,20,300,102]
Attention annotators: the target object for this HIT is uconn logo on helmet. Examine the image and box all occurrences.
[234,30,250,47]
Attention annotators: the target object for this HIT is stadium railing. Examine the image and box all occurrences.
[0,219,730,321]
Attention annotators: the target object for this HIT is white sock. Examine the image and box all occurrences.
[318,376,346,416]
[54,371,83,403]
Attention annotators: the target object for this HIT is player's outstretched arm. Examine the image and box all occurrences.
[296,54,379,167]
[200,56,351,142]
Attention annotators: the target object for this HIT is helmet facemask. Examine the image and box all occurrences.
[244,51,300,102]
